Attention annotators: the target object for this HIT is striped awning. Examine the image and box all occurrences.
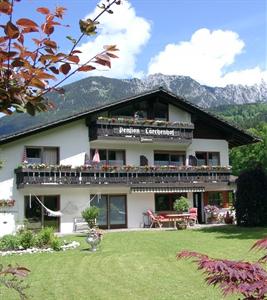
[130,186,205,193]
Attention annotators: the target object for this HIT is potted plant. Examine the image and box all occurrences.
[81,206,100,229]
[173,196,189,213]
[176,219,187,230]
[224,211,234,224]
[85,228,104,252]
[204,205,220,223]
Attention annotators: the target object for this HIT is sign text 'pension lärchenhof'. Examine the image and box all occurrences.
[117,126,175,137]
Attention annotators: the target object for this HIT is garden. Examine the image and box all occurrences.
[1,226,267,300]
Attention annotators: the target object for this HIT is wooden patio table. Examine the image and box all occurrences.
[165,213,191,229]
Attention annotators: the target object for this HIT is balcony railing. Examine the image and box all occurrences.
[15,165,231,188]
[89,117,194,143]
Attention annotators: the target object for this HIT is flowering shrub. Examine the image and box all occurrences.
[177,236,267,300]
[204,205,220,214]
[89,228,104,240]
[204,205,220,223]
[0,199,15,208]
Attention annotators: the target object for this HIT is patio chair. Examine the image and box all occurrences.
[146,209,164,228]
[189,207,198,225]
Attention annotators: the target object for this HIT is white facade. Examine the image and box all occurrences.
[0,98,232,235]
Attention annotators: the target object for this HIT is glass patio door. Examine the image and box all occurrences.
[92,195,108,227]
[24,195,60,231]
[91,195,127,229]
[109,195,126,228]
[43,196,60,230]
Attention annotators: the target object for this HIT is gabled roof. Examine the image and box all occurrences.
[0,87,260,147]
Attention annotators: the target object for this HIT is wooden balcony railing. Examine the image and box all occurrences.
[89,117,194,143]
[15,165,231,188]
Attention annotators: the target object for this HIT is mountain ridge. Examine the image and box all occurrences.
[0,74,266,138]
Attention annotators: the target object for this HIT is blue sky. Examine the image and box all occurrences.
[13,0,267,87]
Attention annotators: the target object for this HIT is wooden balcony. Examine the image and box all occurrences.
[89,117,194,144]
[15,165,231,189]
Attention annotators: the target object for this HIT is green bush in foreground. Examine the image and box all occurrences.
[0,227,62,251]
[0,234,20,251]
[35,227,55,248]
[50,238,62,251]
[19,230,35,249]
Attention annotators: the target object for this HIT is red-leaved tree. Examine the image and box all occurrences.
[0,0,121,115]
[0,264,30,299]
[177,237,267,300]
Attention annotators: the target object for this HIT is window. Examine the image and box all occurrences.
[90,149,125,166]
[195,152,220,166]
[208,192,222,207]
[110,103,135,118]
[109,102,148,119]
[108,100,168,120]
[154,151,185,166]
[153,101,168,120]
[24,195,60,231]
[25,147,59,164]
[155,193,186,211]
[26,148,41,164]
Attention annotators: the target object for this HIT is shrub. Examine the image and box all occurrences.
[0,264,30,300]
[173,196,189,213]
[35,227,55,248]
[0,228,67,252]
[82,206,99,228]
[50,238,62,251]
[235,165,267,226]
[0,234,20,251]
[177,236,267,300]
[19,230,35,249]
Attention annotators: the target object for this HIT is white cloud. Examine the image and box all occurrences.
[148,28,266,87]
[220,67,267,86]
[77,0,151,78]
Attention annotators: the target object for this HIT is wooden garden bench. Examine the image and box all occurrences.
[73,217,88,232]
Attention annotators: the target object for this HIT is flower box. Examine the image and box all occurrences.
[0,199,15,208]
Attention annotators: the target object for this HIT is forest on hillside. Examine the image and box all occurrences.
[211,103,267,175]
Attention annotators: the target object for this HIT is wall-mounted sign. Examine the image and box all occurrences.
[117,126,175,137]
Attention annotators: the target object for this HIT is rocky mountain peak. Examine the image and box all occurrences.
[0,74,266,138]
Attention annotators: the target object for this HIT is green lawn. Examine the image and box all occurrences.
[1,226,267,300]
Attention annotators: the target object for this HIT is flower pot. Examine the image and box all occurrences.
[210,216,218,224]
[177,223,187,230]
[85,229,102,252]
[224,216,234,224]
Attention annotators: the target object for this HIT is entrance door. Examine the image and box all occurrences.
[24,195,60,231]
[193,192,203,223]
[91,195,127,229]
